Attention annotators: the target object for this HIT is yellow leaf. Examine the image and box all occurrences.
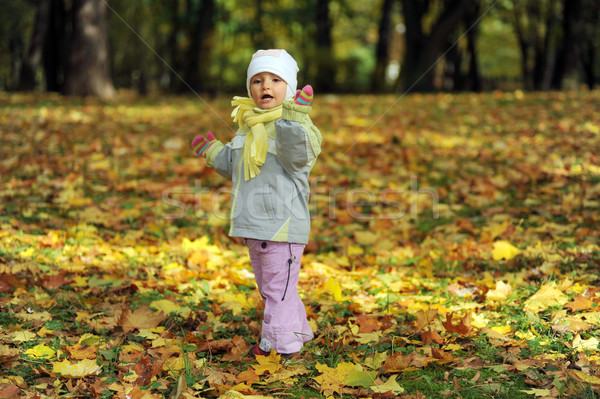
[355,331,383,344]
[327,278,344,302]
[163,356,186,373]
[150,299,182,315]
[572,334,599,351]
[370,374,405,394]
[486,281,512,301]
[492,241,521,261]
[347,245,364,256]
[9,331,37,342]
[0,345,19,360]
[354,231,378,245]
[313,362,357,397]
[252,350,282,376]
[490,325,512,335]
[52,359,101,378]
[571,369,600,385]
[24,344,56,360]
[218,390,275,399]
[524,283,569,313]
[520,388,552,397]
[471,313,489,329]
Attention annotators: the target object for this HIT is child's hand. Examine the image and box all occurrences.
[192,131,217,157]
[294,85,313,106]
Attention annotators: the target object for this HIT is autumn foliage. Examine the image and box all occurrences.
[0,90,600,398]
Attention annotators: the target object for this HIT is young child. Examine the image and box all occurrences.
[191,49,321,358]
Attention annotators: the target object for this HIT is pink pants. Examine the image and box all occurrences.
[246,239,314,354]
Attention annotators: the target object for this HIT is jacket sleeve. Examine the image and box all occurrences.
[275,102,322,177]
[206,141,233,179]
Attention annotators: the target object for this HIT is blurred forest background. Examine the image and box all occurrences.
[1,0,599,100]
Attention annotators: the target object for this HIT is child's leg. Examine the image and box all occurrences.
[247,239,313,354]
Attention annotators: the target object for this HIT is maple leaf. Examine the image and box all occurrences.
[134,355,163,386]
[313,362,361,397]
[252,350,282,376]
[119,305,166,332]
[52,359,102,378]
[235,368,259,386]
[524,282,569,313]
[0,383,20,399]
[24,344,56,360]
[486,280,512,301]
[354,314,381,333]
[66,343,98,360]
[442,312,472,336]
[491,240,522,261]
[370,374,405,395]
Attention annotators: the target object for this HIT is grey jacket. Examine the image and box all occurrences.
[205,101,321,244]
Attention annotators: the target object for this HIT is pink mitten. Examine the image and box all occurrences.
[294,85,314,106]
[192,131,217,157]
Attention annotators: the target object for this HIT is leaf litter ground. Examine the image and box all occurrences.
[0,91,599,398]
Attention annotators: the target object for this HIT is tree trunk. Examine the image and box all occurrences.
[397,0,475,92]
[580,0,599,89]
[63,0,116,99]
[371,0,395,92]
[167,0,181,91]
[184,0,215,93]
[19,0,51,91]
[43,0,68,92]
[314,0,335,93]
[551,0,583,89]
[464,2,481,91]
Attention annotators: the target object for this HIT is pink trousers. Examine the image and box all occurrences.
[246,239,314,354]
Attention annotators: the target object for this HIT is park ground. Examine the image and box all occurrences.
[0,90,600,398]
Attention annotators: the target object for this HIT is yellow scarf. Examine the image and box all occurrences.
[231,97,282,180]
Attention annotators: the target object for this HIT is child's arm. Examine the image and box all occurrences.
[275,85,321,176]
[191,132,231,177]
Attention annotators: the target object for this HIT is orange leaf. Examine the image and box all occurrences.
[235,369,259,386]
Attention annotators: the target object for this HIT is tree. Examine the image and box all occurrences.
[313,0,335,93]
[183,0,216,93]
[396,0,477,92]
[579,0,600,88]
[63,0,116,99]
[19,0,50,91]
[371,0,396,92]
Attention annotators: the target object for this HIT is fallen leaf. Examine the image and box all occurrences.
[370,374,405,394]
[252,351,282,376]
[486,280,512,301]
[524,283,569,313]
[120,305,166,332]
[24,344,56,360]
[52,359,102,378]
[491,240,521,261]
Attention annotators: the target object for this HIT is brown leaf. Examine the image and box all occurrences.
[0,383,20,399]
[383,352,409,373]
[442,312,472,336]
[355,314,381,333]
[120,305,166,333]
[221,335,249,362]
[414,309,438,332]
[421,330,444,345]
[134,355,163,386]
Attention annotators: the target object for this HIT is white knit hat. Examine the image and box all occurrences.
[246,49,299,101]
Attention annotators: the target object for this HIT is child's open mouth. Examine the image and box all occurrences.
[262,95,273,100]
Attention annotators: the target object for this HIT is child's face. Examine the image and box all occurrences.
[250,72,287,110]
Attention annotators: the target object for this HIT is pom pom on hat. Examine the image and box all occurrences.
[247,49,299,101]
